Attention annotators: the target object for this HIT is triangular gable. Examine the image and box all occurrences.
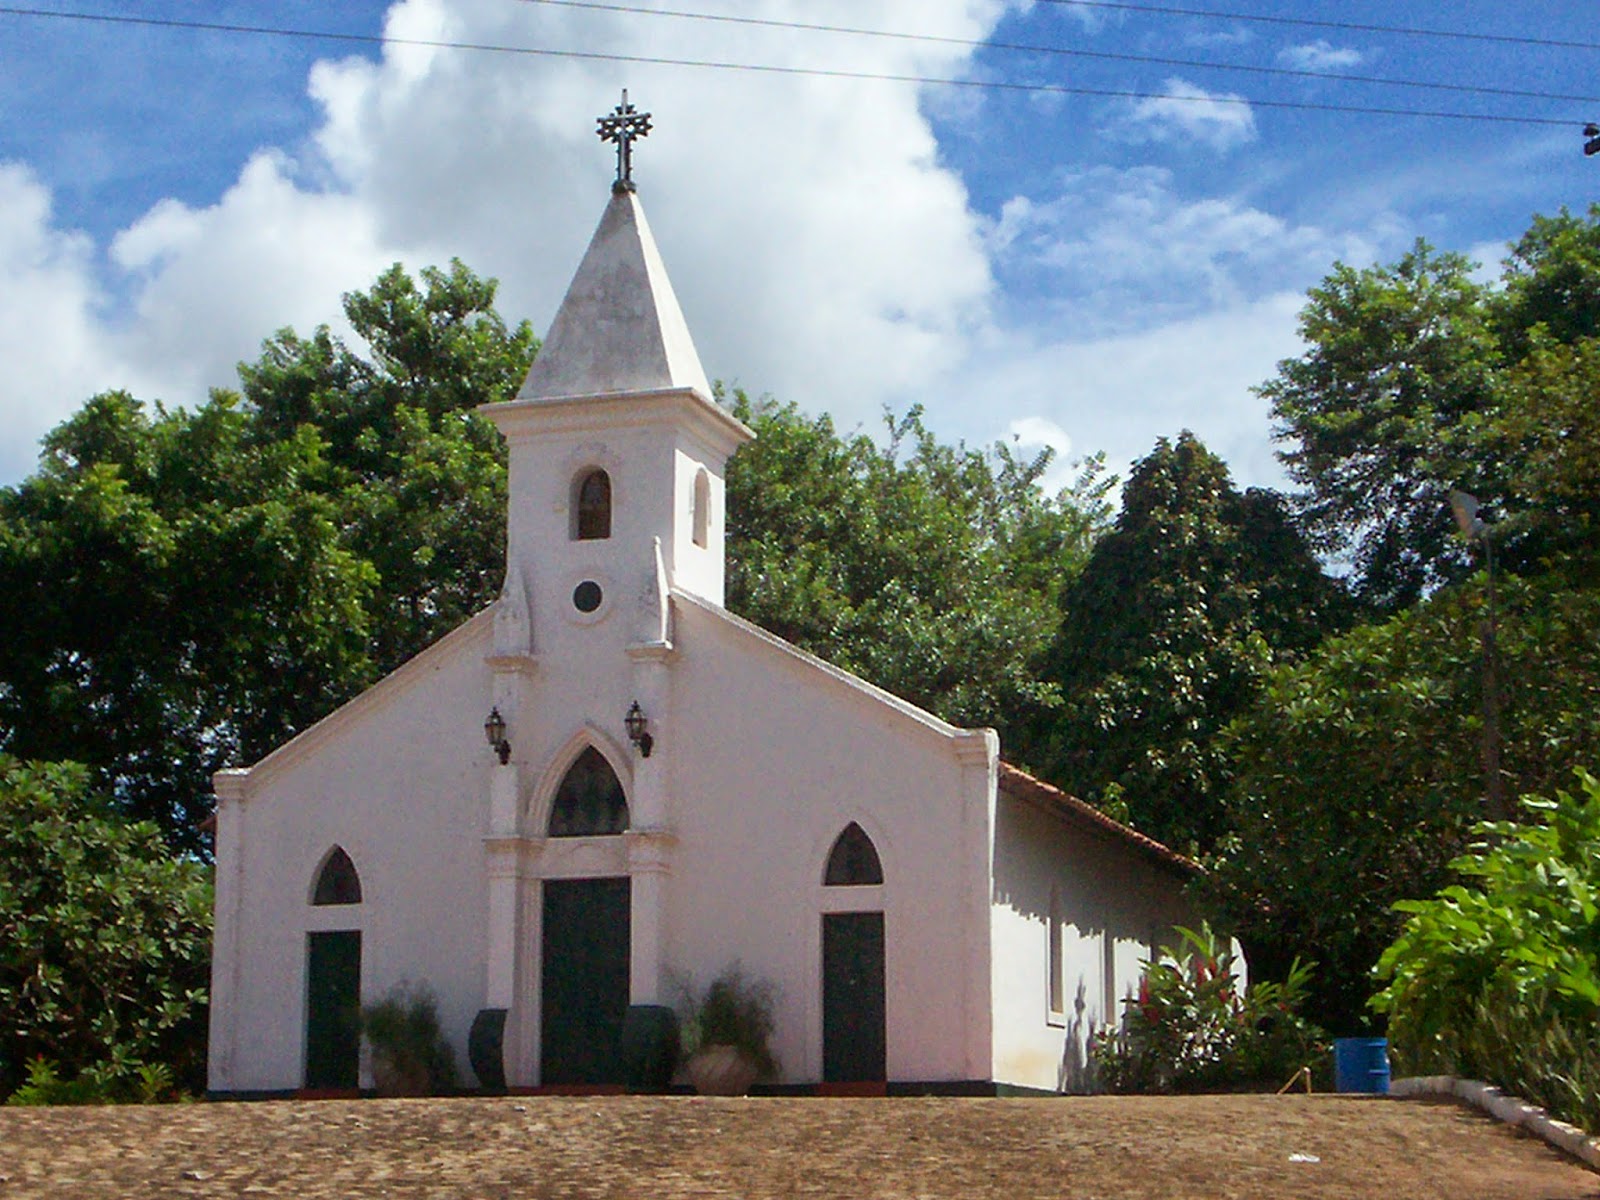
[215,607,496,795]
[670,588,995,764]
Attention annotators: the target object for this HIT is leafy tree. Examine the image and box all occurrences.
[1030,432,1342,853]
[0,756,211,1098]
[237,260,534,672]
[1478,335,1600,587]
[1260,242,1497,612]
[0,263,533,851]
[725,396,1111,753]
[1262,206,1600,610]
[1206,575,1600,1034]
[0,392,377,848]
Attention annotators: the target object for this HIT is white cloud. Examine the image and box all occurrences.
[963,294,1308,493]
[1108,78,1257,152]
[1183,27,1255,49]
[1035,0,1126,34]
[0,164,117,480]
[1277,41,1364,73]
[0,0,1422,504]
[1006,415,1079,493]
[954,166,1413,492]
[107,152,391,406]
[1465,238,1511,285]
[985,166,1382,337]
[0,0,1003,484]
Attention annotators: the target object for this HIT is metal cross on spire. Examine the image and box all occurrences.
[597,89,652,193]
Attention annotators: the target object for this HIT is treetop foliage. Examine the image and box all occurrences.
[1262,204,1600,610]
[1029,430,1343,852]
[725,394,1112,750]
[1207,574,1600,1032]
[0,262,534,851]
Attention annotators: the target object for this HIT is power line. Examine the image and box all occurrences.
[520,0,1600,106]
[1033,0,1600,54]
[0,5,1584,129]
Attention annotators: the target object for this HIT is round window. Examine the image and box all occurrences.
[572,580,603,613]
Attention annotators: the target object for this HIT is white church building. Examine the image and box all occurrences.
[206,101,1203,1099]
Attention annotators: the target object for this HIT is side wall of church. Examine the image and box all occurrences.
[662,598,996,1086]
[988,789,1199,1093]
[208,618,497,1094]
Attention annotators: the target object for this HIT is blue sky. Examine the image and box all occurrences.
[1,0,1596,491]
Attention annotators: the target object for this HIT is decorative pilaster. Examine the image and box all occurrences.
[626,830,677,1004]
[484,587,537,1020]
[625,584,675,1004]
[954,728,999,1084]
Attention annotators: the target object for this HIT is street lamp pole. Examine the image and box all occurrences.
[1449,491,1508,822]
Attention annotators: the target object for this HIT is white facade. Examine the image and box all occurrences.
[207,184,1202,1097]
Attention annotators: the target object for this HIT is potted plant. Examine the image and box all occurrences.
[361,983,458,1097]
[678,964,779,1095]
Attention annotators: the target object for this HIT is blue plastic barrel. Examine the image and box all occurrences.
[1333,1037,1390,1094]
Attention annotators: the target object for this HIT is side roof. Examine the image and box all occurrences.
[997,761,1200,878]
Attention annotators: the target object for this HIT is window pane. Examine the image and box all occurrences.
[313,847,362,906]
[549,748,629,836]
[576,470,611,540]
[824,823,883,886]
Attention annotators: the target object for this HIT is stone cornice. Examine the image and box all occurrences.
[485,652,539,676]
[481,388,753,460]
[625,640,676,664]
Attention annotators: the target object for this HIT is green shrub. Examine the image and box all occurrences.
[0,757,212,1098]
[1372,768,1600,1131]
[1092,923,1327,1093]
[361,984,457,1096]
[7,1057,180,1106]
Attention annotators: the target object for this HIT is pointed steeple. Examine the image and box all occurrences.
[516,189,712,403]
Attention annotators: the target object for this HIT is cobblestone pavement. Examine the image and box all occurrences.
[0,1093,1595,1199]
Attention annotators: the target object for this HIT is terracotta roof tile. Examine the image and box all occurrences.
[997,761,1201,877]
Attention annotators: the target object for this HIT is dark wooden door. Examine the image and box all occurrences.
[305,930,361,1090]
[540,877,632,1086]
[822,911,886,1083]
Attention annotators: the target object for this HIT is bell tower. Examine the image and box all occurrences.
[480,99,753,661]
[475,97,754,1049]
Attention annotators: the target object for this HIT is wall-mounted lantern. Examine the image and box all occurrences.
[625,701,654,758]
[484,706,511,766]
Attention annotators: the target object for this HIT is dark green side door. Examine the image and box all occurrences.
[540,877,632,1086]
[305,930,361,1090]
[822,911,886,1083]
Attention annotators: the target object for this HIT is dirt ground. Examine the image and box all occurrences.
[0,1093,1594,1200]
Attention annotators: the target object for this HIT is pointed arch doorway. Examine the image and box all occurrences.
[540,877,631,1086]
[821,823,886,1088]
[537,747,632,1087]
[304,847,362,1092]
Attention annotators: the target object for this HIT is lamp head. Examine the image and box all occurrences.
[1449,490,1486,540]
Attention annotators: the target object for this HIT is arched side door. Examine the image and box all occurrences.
[305,847,362,1091]
[821,823,886,1085]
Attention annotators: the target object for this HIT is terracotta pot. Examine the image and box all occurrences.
[686,1044,760,1096]
[371,1051,430,1097]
